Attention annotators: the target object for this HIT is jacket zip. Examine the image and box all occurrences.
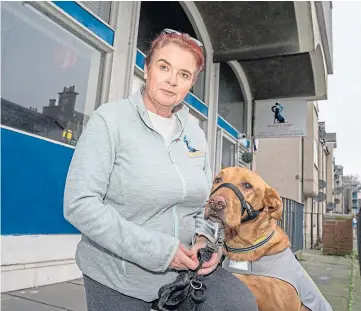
[168,145,186,240]
[144,111,186,241]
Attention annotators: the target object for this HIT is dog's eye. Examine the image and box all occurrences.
[214,177,222,183]
[243,182,253,189]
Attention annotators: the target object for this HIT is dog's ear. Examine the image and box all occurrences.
[263,187,283,220]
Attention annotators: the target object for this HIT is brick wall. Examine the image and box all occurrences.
[323,214,353,255]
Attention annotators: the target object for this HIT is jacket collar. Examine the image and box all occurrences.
[128,88,190,137]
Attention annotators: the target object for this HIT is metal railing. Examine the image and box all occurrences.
[357,211,361,275]
[278,197,304,253]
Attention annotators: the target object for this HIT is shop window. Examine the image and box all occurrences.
[81,1,112,24]
[1,2,104,146]
[218,63,245,133]
[221,138,235,168]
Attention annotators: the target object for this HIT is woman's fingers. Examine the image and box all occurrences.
[201,252,219,268]
[180,244,195,257]
[180,250,198,270]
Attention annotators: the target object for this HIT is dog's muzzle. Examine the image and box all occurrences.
[209,183,260,223]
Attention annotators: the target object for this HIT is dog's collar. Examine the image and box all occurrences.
[224,230,275,254]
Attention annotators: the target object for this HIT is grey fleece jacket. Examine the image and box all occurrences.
[63,90,217,302]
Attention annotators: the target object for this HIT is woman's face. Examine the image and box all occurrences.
[144,43,198,110]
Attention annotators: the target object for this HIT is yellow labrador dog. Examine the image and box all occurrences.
[205,167,333,311]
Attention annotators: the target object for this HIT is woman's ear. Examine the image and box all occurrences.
[263,187,283,220]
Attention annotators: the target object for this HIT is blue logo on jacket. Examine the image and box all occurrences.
[184,135,198,152]
[184,135,205,158]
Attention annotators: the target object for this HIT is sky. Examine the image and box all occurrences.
[318,1,361,178]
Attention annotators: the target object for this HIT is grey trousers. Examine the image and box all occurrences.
[84,267,258,311]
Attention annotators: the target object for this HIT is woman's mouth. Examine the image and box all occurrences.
[161,89,176,96]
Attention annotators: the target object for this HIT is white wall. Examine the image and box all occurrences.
[255,138,302,202]
[1,235,81,292]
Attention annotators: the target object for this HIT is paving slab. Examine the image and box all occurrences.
[6,282,86,311]
[300,250,352,311]
[1,294,63,311]
[68,279,84,286]
[352,259,361,311]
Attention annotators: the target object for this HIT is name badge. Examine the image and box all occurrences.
[223,257,250,274]
[229,260,250,272]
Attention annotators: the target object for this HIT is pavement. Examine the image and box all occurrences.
[2,232,360,311]
[298,249,359,311]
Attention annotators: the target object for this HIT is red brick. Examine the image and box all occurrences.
[322,218,353,255]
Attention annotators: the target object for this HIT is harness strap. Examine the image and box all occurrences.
[224,230,275,254]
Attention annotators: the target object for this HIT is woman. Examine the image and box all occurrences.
[64,29,258,311]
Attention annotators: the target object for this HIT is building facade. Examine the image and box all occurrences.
[333,165,344,213]
[255,114,339,250]
[1,1,333,292]
[344,186,360,215]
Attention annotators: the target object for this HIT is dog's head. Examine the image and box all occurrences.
[205,167,282,228]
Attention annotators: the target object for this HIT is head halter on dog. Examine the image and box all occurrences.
[210,182,275,254]
[210,182,260,223]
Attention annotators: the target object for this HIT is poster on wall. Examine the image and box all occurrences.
[254,98,307,138]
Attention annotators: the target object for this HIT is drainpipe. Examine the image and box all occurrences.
[301,137,305,249]
[250,100,256,171]
[311,199,314,249]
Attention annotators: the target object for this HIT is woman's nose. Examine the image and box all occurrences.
[166,73,178,86]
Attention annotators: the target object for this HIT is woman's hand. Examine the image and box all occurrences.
[190,236,222,276]
[169,244,198,271]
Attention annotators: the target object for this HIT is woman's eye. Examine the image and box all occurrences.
[243,182,253,189]
[160,65,168,71]
[214,177,222,183]
[180,72,189,79]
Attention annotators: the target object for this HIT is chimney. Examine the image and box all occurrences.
[49,99,56,107]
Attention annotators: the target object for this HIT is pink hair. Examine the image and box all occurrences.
[145,32,205,76]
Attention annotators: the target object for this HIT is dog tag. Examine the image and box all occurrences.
[229,260,250,272]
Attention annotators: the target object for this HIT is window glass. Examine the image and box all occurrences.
[221,137,235,168]
[1,2,103,146]
[218,63,245,133]
[81,1,112,24]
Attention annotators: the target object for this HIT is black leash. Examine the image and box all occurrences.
[157,182,259,310]
[157,229,224,311]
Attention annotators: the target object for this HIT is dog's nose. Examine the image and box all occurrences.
[209,195,226,210]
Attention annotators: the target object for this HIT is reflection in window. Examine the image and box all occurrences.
[221,138,235,168]
[1,2,103,146]
[218,63,245,133]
